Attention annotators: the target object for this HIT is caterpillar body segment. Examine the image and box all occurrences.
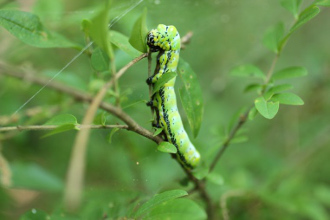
[147,24,200,168]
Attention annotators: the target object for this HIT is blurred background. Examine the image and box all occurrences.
[0,0,329,219]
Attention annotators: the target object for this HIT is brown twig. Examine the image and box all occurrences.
[0,65,162,143]
[64,53,148,211]
[208,52,280,174]
[208,110,249,173]
[0,124,128,132]
[0,143,11,187]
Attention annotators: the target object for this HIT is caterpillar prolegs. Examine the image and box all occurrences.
[146,24,200,168]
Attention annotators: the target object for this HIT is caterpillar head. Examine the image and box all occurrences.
[147,24,181,52]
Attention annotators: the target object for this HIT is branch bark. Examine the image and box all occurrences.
[64,53,148,211]
[0,62,161,143]
[0,124,128,132]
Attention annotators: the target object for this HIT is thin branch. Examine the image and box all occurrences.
[0,65,162,143]
[265,54,279,84]
[0,124,128,132]
[64,53,148,211]
[180,31,193,50]
[209,109,249,173]
[182,167,215,219]
[208,52,280,174]
[0,143,11,187]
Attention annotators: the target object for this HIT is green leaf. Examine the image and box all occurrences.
[42,124,77,138]
[43,114,78,137]
[192,165,209,180]
[44,114,78,126]
[11,162,63,192]
[134,189,188,218]
[157,142,177,154]
[145,198,207,220]
[178,59,204,138]
[268,84,293,93]
[152,72,177,95]
[20,209,49,220]
[280,0,303,18]
[248,106,258,120]
[263,90,274,101]
[230,64,265,79]
[0,10,77,48]
[108,127,119,144]
[271,93,304,105]
[227,107,246,133]
[290,6,320,33]
[93,112,107,126]
[272,66,307,80]
[206,172,224,185]
[315,0,330,6]
[278,5,320,53]
[255,97,279,119]
[153,127,163,136]
[244,83,262,93]
[263,22,285,53]
[91,47,109,72]
[129,8,148,53]
[110,30,142,57]
[231,135,248,144]
[87,2,113,58]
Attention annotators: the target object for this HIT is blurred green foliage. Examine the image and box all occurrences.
[0,0,330,219]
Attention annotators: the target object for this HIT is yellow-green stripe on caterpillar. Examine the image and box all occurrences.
[146,24,201,169]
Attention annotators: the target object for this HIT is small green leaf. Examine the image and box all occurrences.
[145,198,207,220]
[206,172,224,185]
[263,90,274,101]
[87,2,113,58]
[230,64,265,79]
[272,66,308,80]
[129,8,148,53]
[152,72,177,95]
[11,162,63,192]
[290,6,320,33]
[44,114,78,126]
[0,10,77,48]
[91,47,109,72]
[255,97,279,119]
[192,165,209,180]
[93,112,107,126]
[263,22,285,53]
[134,189,188,218]
[315,0,330,6]
[108,127,119,144]
[280,0,303,18]
[110,30,142,57]
[178,59,204,138]
[271,93,304,105]
[248,106,258,120]
[20,209,49,220]
[42,124,77,138]
[244,83,262,93]
[231,135,248,144]
[268,84,293,93]
[153,127,163,136]
[157,142,177,154]
[227,107,246,132]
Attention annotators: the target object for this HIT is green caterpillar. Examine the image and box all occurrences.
[146,24,200,168]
